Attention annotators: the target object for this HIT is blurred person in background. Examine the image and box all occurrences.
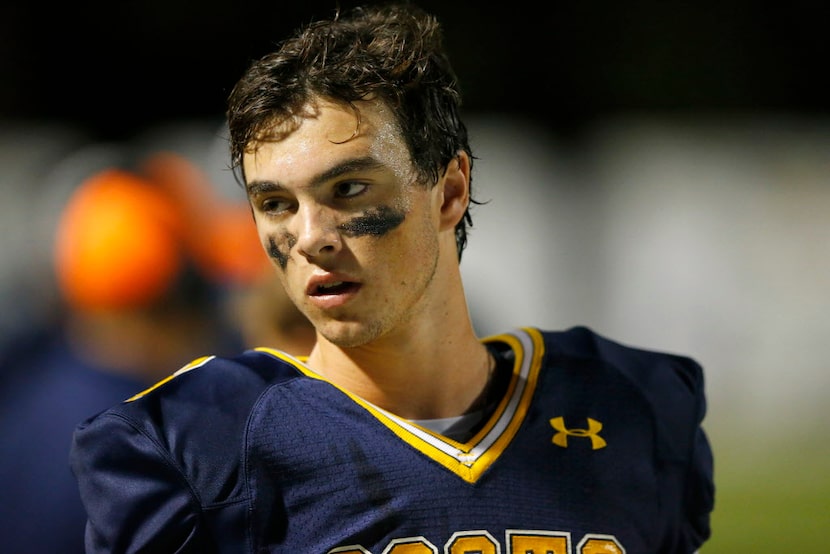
[0,152,315,552]
[140,150,316,357]
[0,166,229,553]
[225,268,318,356]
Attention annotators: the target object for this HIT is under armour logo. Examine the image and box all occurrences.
[549,416,607,450]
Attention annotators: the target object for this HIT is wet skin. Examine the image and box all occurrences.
[243,97,453,349]
[242,97,488,422]
[267,205,406,269]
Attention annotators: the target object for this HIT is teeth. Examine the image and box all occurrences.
[318,281,344,290]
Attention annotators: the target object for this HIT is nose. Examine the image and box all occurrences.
[293,203,342,260]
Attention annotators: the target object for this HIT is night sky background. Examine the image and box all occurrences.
[2,0,828,143]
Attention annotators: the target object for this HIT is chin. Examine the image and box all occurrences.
[317,319,384,348]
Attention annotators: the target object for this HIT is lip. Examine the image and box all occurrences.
[305,272,362,309]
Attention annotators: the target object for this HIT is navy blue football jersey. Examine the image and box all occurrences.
[70,326,714,553]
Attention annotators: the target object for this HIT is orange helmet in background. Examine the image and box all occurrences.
[54,149,270,313]
[140,151,269,287]
[53,169,185,311]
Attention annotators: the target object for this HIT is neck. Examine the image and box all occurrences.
[306,281,490,420]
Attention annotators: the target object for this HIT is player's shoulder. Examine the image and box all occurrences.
[538,325,705,392]
[70,348,307,516]
[534,325,708,459]
[76,347,305,437]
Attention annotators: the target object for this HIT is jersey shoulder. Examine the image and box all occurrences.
[90,348,304,420]
[535,325,708,460]
[72,348,304,503]
[540,325,705,389]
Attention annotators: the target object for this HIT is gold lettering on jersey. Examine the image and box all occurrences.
[507,530,570,553]
[576,534,625,554]
[329,530,624,554]
[383,537,437,553]
[446,530,498,553]
[549,417,607,450]
[328,546,371,553]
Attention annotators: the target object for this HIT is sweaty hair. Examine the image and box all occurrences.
[226,2,476,259]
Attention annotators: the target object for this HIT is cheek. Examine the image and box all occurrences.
[373,212,438,273]
[262,229,296,271]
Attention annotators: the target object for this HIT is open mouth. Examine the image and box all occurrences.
[311,281,359,296]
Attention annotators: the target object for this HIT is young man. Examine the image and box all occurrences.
[70,3,714,552]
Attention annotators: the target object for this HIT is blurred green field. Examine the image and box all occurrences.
[702,428,830,552]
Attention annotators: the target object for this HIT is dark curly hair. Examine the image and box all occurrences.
[226,2,476,259]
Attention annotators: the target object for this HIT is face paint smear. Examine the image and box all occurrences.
[339,205,405,237]
[268,236,290,269]
[267,206,404,268]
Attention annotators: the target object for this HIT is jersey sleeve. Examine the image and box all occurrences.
[551,326,716,551]
[677,357,715,552]
[69,350,301,553]
[652,352,715,552]
[683,423,715,550]
[70,411,206,553]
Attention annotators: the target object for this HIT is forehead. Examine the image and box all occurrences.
[242,98,412,186]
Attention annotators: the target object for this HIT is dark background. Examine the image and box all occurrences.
[2,0,828,142]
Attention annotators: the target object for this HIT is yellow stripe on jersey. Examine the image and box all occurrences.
[256,327,545,484]
[125,355,215,402]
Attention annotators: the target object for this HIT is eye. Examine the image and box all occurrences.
[334,182,368,199]
[260,196,293,214]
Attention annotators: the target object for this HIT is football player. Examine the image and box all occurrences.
[71,4,714,552]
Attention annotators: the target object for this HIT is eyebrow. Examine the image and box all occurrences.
[246,156,386,195]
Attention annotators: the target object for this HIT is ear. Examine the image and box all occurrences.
[438,151,471,231]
